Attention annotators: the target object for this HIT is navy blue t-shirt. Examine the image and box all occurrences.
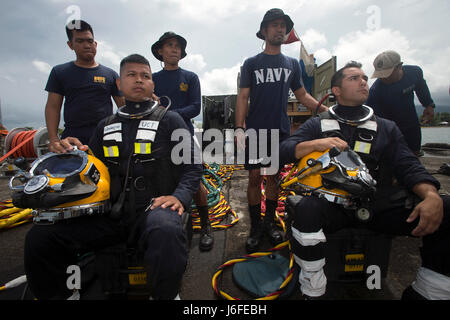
[240,53,303,140]
[152,68,201,135]
[45,61,121,142]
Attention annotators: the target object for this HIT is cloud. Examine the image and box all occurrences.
[32,60,52,75]
[200,63,242,96]
[0,0,448,130]
[0,75,16,83]
[300,29,328,52]
[157,0,365,24]
[305,26,449,103]
[159,0,248,22]
[420,45,450,95]
[328,27,450,95]
[181,53,207,74]
[313,48,333,66]
[332,28,413,72]
[96,40,126,69]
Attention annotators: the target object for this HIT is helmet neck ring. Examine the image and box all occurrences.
[329,104,373,126]
[118,99,159,119]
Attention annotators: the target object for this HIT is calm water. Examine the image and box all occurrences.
[195,122,449,145]
[421,127,450,145]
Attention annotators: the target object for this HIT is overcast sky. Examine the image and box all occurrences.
[0,0,449,129]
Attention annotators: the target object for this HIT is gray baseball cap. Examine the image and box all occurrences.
[371,50,402,79]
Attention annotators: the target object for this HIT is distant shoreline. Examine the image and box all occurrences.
[421,126,450,128]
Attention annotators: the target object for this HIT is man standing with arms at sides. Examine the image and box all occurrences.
[235,8,327,253]
[151,32,213,251]
[367,50,436,156]
[45,20,124,153]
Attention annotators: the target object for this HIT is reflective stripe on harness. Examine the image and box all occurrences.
[354,141,372,154]
[319,108,378,156]
[134,142,152,155]
[103,146,119,157]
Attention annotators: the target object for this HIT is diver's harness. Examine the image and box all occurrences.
[281,105,379,222]
[319,105,378,221]
[101,99,180,227]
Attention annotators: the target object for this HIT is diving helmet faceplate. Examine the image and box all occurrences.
[281,147,377,212]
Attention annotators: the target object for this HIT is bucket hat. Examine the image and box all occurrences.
[256,8,294,40]
[151,31,187,61]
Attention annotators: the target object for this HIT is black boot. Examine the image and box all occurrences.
[246,205,263,253]
[198,206,214,252]
[401,285,427,300]
[263,200,283,245]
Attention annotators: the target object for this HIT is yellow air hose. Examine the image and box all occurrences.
[0,205,33,230]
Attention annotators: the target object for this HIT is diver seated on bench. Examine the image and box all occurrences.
[23,54,202,300]
[279,61,450,300]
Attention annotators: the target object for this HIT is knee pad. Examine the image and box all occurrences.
[294,255,327,297]
[291,226,326,247]
[412,267,450,300]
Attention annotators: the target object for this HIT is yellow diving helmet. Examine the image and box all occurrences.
[9,147,110,224]
[281,147,377,221]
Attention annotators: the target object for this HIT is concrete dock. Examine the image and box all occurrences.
[0,154,448,300]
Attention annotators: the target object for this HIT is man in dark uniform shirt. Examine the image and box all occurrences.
[151,32,213,251]
[45,20,124,151]
[367,50,435,155]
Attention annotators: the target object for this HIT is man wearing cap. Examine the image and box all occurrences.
[151,32,213,252]
[235,8,327,253]
[367,50,436,156]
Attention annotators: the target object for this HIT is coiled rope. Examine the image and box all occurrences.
[0,130,38,163]
[0,129,39,230]
[212,210,294,300]
[212,167,296,300]
[190,164,243,230]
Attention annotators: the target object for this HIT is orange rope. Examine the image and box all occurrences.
[0,130,37,163]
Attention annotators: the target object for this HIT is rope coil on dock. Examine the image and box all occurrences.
[191,164,243,230]
[212,166,296,300]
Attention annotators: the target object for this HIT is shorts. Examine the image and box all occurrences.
[243,131,281,173]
